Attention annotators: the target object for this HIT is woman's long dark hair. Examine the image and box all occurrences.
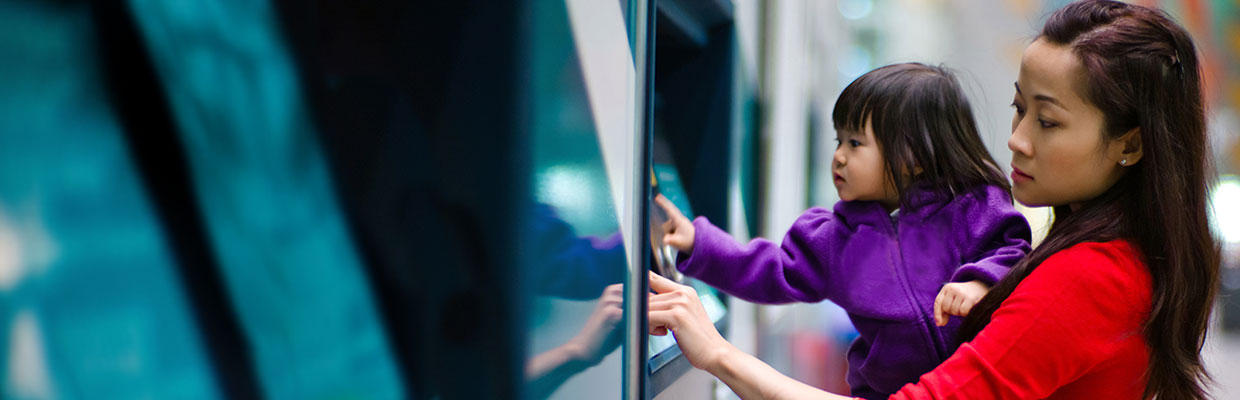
[958,2,1220,399]
[833,63,1010,206]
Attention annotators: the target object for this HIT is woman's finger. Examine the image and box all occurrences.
[649,271,683,294]
[648,309,682,333]
[649,291,695,312]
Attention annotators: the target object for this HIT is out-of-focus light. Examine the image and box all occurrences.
[838,45,872,87]
[838,0,873,20]
[1211,175,1240,243]
[0,211,20,291]
[537,165,603,227]
[7,311,55,399]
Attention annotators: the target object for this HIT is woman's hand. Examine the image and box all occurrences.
[655,195,695,255]
[649,272,855,400]
[934,280,991,326]
[647,271,731,370]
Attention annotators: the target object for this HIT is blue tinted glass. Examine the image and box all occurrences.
[0,2,219,398]
[522,0,629,398]
[126,1,404,398]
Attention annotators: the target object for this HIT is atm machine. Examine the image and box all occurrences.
[646,137,731,395]
[643,0,758,396]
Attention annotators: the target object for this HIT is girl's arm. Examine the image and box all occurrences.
[656,196,847,304]
[949,188,1032,285]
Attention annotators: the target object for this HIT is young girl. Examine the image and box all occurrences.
[654,63,1031,399]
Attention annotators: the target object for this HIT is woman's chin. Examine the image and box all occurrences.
[1012,191,1051,208]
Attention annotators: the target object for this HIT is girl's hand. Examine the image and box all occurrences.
[647,272,732,371]
[654,194,695,254]
[934,280,991,326]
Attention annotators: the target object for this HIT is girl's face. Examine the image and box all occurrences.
[1007,38,1137,208]
[833,120,899,209]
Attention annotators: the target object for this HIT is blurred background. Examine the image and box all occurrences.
[0,0,1236,399]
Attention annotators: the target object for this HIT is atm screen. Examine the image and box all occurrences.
[646,159,728,372]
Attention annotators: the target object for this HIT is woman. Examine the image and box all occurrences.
[648,1,1219,399]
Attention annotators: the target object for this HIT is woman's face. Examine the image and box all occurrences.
[1007,38,1132,208]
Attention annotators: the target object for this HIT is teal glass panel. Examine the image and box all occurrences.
[125,1,404,398]
[0,2,219,398]
[522,0,629,398]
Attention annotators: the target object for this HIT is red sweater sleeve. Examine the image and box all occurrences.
[889,240,1151,399]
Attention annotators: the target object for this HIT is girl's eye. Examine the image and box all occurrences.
[849,139,862,147]
[833,138,843,148]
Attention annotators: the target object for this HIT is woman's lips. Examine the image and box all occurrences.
[1010,164,1034,183]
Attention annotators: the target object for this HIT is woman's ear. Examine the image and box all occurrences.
[1109,127,1143,167]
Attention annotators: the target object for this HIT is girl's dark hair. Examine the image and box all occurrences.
[833,63,1010,207]
[958,2,1220,399]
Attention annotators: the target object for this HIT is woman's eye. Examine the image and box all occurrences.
[1038,119,1058,129]
[1011,102,1025,116]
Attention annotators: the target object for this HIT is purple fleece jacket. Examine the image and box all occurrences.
[677,184,1031,399]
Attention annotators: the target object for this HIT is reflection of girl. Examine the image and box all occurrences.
[656,63,1031,398]
[649,1,1219,399]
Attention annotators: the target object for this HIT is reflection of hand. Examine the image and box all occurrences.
[647,272,729,370]
[525,284,626,398]
[655,194,695,255]
[934,280,990,326]
[564,283,625,366]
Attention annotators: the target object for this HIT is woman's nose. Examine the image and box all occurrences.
[1008,125,1032,157]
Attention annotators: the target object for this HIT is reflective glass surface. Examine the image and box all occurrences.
[522,0,632,398]
[0,2,219,398]
[127,1,404,398]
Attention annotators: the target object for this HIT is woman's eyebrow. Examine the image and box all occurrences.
[1015,82,1066,109]
[1034,94,1065,109]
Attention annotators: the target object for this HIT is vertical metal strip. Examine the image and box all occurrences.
[623,0,654,398]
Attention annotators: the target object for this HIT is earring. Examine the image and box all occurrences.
[1120,159,1128,166]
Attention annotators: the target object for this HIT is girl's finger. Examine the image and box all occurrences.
[933,290,947,326]
[951,293,966,317]
[655,195,686,220]
[960,297,976,316]
[666,234,690,250]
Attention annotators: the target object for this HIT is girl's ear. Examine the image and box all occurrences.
[1108,127,1143,166]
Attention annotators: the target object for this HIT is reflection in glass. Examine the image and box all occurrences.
[126,1,404,398]
[522,0,632,398]
[0,2,218,398]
